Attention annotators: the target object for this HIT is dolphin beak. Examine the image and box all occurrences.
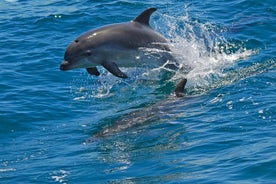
[60,61,70,71]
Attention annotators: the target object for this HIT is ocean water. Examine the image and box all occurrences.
[0,0,275,183]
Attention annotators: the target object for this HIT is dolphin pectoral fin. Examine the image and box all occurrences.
[102,61,128,79]
[174,78,187,97]
[86,67,100,76]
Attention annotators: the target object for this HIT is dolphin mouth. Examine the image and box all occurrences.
[60,61,71,71]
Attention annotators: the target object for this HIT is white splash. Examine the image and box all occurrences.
[153,9,255,93]
[51,169,69,184]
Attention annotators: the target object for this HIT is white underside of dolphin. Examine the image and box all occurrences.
[60,8,175,78]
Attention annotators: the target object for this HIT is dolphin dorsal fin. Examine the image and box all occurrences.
[174,78,187,97]
[132,7,157,27]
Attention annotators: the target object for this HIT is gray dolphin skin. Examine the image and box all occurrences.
[60,8,173,78]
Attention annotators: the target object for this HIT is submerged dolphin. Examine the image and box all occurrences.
[89,78,187,139]
[60,8,175,78]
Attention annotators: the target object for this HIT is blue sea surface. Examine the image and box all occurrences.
[0,0,275,183]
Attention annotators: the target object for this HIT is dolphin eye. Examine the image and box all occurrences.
[84,50,92,56]
[74,39,79,43]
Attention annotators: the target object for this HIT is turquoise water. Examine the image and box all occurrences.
[0,0,275,183]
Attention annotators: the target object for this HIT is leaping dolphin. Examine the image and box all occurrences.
[60,8,175,78]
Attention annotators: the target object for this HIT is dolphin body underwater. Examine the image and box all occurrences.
[60,8,178,78]
[89,78,187,139]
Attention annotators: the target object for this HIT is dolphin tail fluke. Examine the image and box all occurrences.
[174,78,187,97]
[133,7,157,27]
